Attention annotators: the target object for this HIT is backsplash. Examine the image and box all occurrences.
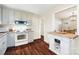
[15,24,27,32]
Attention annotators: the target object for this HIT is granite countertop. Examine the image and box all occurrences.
[9,30,34,33]
[48,32,78,39]
[9,29,34,32]
[0,32,7,38]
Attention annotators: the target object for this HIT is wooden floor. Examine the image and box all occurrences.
[5,39,56,55]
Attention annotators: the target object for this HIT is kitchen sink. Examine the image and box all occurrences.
[57,32,67,34]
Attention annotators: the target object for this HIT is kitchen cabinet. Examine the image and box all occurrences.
[14,10,22,20]
[48,33,79,55]
[7,32,15,47]
[48,34,62,54]
[28,31,34,43]
[21,11,27,20]
[0,34,7,55]
[0,5,1,24]
[70,37,79,54]
[1,6,9,24]
[8,8,15,24]
[0,5,32,25]
[0,5,4,24]
[14,10,30,21]
[0,5,11,24]
[27,20,32,26]
[48,34,54,51]
[60,38,70,54]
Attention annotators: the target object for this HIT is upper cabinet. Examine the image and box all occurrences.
[0,5,31,25]
[55,6,77,34]
[14,10,31,21]
[14,10,22,20]
[8,8,15,24]
[21,11,27,20]
[1,6,9,24]
[0,5,1,24]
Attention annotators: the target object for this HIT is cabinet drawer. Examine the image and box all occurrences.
[7,33,15,47]
[0,39,7,55]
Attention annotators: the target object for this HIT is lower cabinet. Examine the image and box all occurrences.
[48,34,54,51]
[0,34,7,55]
[60,38,70,54]
[7,32,15,47]
[28,31,34,43]
[48,34,77,55]
[70,37,79,55]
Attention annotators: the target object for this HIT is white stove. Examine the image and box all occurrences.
[13,21,32,46]
[15,31,28,46]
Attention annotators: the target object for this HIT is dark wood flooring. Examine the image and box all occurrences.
[5,39,56,55]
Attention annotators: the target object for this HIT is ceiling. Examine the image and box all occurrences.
[4,4,57,15]
[56,6,77,19]
[4,4,75,16]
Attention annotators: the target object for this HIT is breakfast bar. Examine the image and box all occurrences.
[48,32,79,55]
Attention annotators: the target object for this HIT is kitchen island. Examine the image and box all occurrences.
[48,32,79,55]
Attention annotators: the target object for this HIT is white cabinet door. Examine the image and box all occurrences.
[21,11,27,20]
[0,5,1,24]
[28,31,34,43]
[0,35,7,55]
[70,37,79,54]
[48,34,54,51]
[7,32,15,47]
[14,10,22,20]
[8,8,15,24]
[2,6,9,24]
[60,38,70,55]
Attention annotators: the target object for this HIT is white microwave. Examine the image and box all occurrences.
[15,20,32,25]
[15,20,27,25]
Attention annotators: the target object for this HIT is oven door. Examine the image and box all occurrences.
[15,33,28,42]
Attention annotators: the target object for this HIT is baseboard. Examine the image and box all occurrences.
[7,46,15,49]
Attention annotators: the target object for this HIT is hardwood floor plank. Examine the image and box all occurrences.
[33,44,44,55]
[23,47,31,55]
[34,43,49,55]
[5,39,56,55]
[30,44,40,55]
